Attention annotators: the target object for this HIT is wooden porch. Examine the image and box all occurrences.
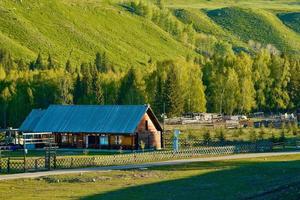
[54,133,137,150]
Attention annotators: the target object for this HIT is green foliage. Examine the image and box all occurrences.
[0,66,6,80]
[203,131,211,145]
[258,128,265,140]
[288,60,300,108]
[279,130,286,143]
[0,0,300,128]
[270,133,277,143]
[249,131,257,142]
[164,63,184,117]
[118,67,146,105]
[215,128,226,143]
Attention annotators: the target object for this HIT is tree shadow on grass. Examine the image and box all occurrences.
[80,159,300,200]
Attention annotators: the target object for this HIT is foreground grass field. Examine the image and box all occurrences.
[1,154,300,199]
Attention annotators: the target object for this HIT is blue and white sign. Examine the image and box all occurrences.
[173,129,180,152]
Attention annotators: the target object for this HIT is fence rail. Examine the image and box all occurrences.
[0,142,276,174]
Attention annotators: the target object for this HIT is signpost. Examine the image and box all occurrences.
[173,129,180,152]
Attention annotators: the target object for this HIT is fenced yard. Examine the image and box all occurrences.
[0,141,288,174]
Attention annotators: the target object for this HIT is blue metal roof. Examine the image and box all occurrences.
[19,109,46,132]
[22,105,151,134]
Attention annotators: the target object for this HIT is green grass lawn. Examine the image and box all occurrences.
[1,154,300,199]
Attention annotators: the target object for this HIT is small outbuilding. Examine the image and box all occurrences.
[20,105,163,150]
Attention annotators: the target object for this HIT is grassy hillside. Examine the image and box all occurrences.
[162,0,300,10]
[0,0,190,68]
[1,0,300,67]
[278,12,300,33]
[207,7,300,53]
[172,8,247,48]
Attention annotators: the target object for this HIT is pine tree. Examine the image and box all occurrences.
[153,73,164,115]
[101,52,109,72]
[95,52,102,72]
[34,53,45,70]
[0,65,6,80]
[65,59,74,74]
[57,74,73,104]
[73,74,83,104]
[47,54,55,69]
[29,61,35,71]
[118,67,146,104]
[164,65,184,117]
[93,76,104,104]
[17,59,28,71]
[0,49,14,72]
[0,86,13,128]
[95,52,109,73]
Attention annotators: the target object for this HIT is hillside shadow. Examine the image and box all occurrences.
[80,159,300,200]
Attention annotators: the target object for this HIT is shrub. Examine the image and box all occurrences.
[203,131,211,145]
[233,128,243,138]
[258,128,265,140]
[269,133,277,143]
[279,130,286,143]
[249,131,257,142]
[216,128,226,143]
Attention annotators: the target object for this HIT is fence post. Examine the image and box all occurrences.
[54,155,57,169]
[35,159,38,171]
[7,157,10,174]
[0,150,2,174]
[24,155,27,173]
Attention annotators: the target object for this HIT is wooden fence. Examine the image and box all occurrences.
[0,143,273,174]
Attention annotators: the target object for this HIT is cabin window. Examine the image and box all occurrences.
[115,136,122,145]
[61,135,67,143]
[100,135,109,145]
[73,135,77,143]
[145,120,148,131]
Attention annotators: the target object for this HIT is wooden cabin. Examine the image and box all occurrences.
[20,105,163,150]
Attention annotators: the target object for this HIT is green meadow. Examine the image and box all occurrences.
[1,154,300,199]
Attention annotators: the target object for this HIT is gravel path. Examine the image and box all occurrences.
[1,151,299,181]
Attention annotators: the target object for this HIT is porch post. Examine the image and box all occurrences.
[85,134,89,148]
